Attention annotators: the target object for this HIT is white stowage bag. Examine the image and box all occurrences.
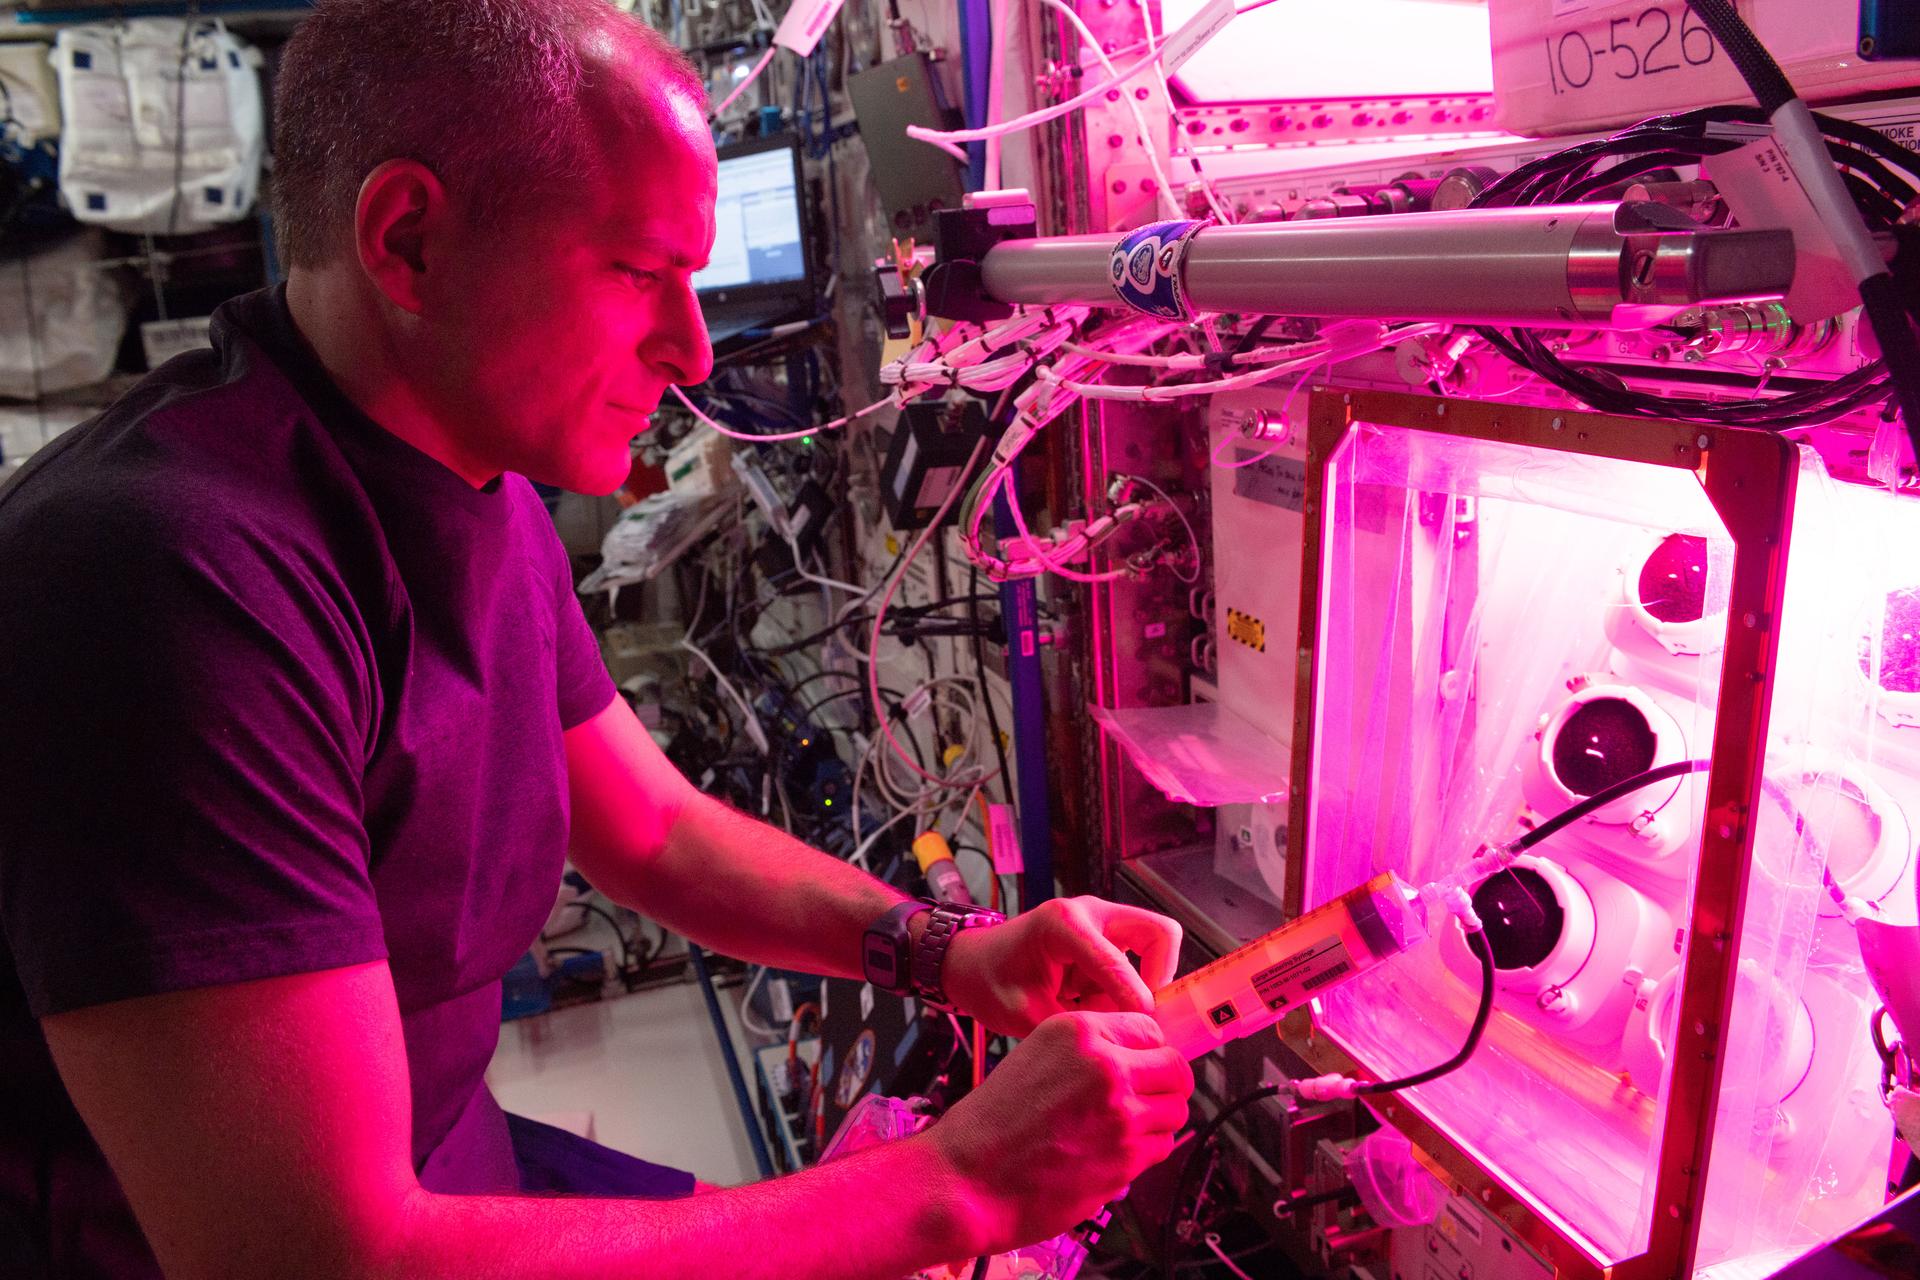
[0,231,135,400]
[0,41,62,145]
[52,18,265,235]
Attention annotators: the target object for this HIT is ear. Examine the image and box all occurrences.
[353,159,447,316]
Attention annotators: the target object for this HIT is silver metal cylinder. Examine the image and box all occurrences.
[978,204,1794,328]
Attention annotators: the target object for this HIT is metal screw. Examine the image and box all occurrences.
[1695,433,1710,449]
[1550,417,1565,431]
[1435,403,1448,417]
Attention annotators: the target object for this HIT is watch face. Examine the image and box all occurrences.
[864,935,902,988]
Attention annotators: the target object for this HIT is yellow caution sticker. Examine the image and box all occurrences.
[1226,608,1266,653]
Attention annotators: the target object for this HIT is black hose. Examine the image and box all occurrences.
[1352,929,1494,1096]
[1859,278,1920,464]
[1511,758,1711,855]
[1683,2,1920,457]
[1683,0,1795,114]
[1467,103,1920,429]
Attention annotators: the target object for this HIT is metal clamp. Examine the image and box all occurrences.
[1873,1005,1913,1102]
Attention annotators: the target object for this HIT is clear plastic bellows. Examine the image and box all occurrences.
[1301,423,1895,1272]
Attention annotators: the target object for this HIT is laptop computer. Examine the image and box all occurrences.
[693,134,814,347]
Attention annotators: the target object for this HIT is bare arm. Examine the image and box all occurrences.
[564,696,1186,1034]
[42,962,998,1280]
[562,695,910,978]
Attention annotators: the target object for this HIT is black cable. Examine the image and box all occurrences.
[1160,1086,1283,1280]
[1468,102,1920,429]
[569,900,640,971]
[1681,1,1920,459]
[1510,758,1711,856]
[794,684,865,725]
[1351,928,1494,1096]
[1683,0,1794,114]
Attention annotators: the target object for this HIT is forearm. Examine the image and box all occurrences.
[379,1132,983,1280]
[599,793,908,978]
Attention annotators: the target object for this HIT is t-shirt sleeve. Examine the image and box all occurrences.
[541,515,617,731]
[0,501,387,1019]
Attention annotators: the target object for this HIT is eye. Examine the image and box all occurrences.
[618,264,660,286]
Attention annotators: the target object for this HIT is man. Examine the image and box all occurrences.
[0,2,1194,1277]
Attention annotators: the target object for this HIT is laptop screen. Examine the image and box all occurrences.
[693,141,806,296]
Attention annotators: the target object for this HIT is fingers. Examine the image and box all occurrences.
[1057,898,1184,993]
[1104,906,1184,992]
[1128,1046,1196,1100]
[1133,1092,1193,1135]
[1081,1009,1165,1050]
[1038,901,1160,1014]
[1080,901,1183,991]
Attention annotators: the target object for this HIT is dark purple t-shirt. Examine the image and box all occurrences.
[0,286,617,1276]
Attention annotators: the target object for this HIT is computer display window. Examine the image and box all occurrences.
[694,149,805,293]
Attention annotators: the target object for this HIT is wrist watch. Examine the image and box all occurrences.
[861,899,1006,1004]
[861,899,934,995]
[911,901,1005,1010]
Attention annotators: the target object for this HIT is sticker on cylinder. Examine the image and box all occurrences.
[1250,937,1353,1011]
[1108,218,1206,320]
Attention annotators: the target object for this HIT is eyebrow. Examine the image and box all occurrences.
[611,231,707,272]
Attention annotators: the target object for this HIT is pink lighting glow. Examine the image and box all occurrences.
[1160,0,1495,104]
[1298,419,1896,1274]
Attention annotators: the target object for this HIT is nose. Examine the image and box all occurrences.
[648,282,715,387]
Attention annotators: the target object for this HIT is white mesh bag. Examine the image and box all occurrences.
[53,18,264,235]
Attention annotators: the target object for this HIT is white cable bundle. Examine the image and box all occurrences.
[53,18,265,235]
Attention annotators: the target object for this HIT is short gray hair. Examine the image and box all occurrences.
[271,0,702,269]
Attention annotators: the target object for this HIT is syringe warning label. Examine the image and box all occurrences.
[1250,937,1354,1011]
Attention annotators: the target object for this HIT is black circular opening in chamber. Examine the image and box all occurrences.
[1472,868,1565,972]
[1861,587,1920,695]
[1637,534,1711,625]
[1551,697,1660,797]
